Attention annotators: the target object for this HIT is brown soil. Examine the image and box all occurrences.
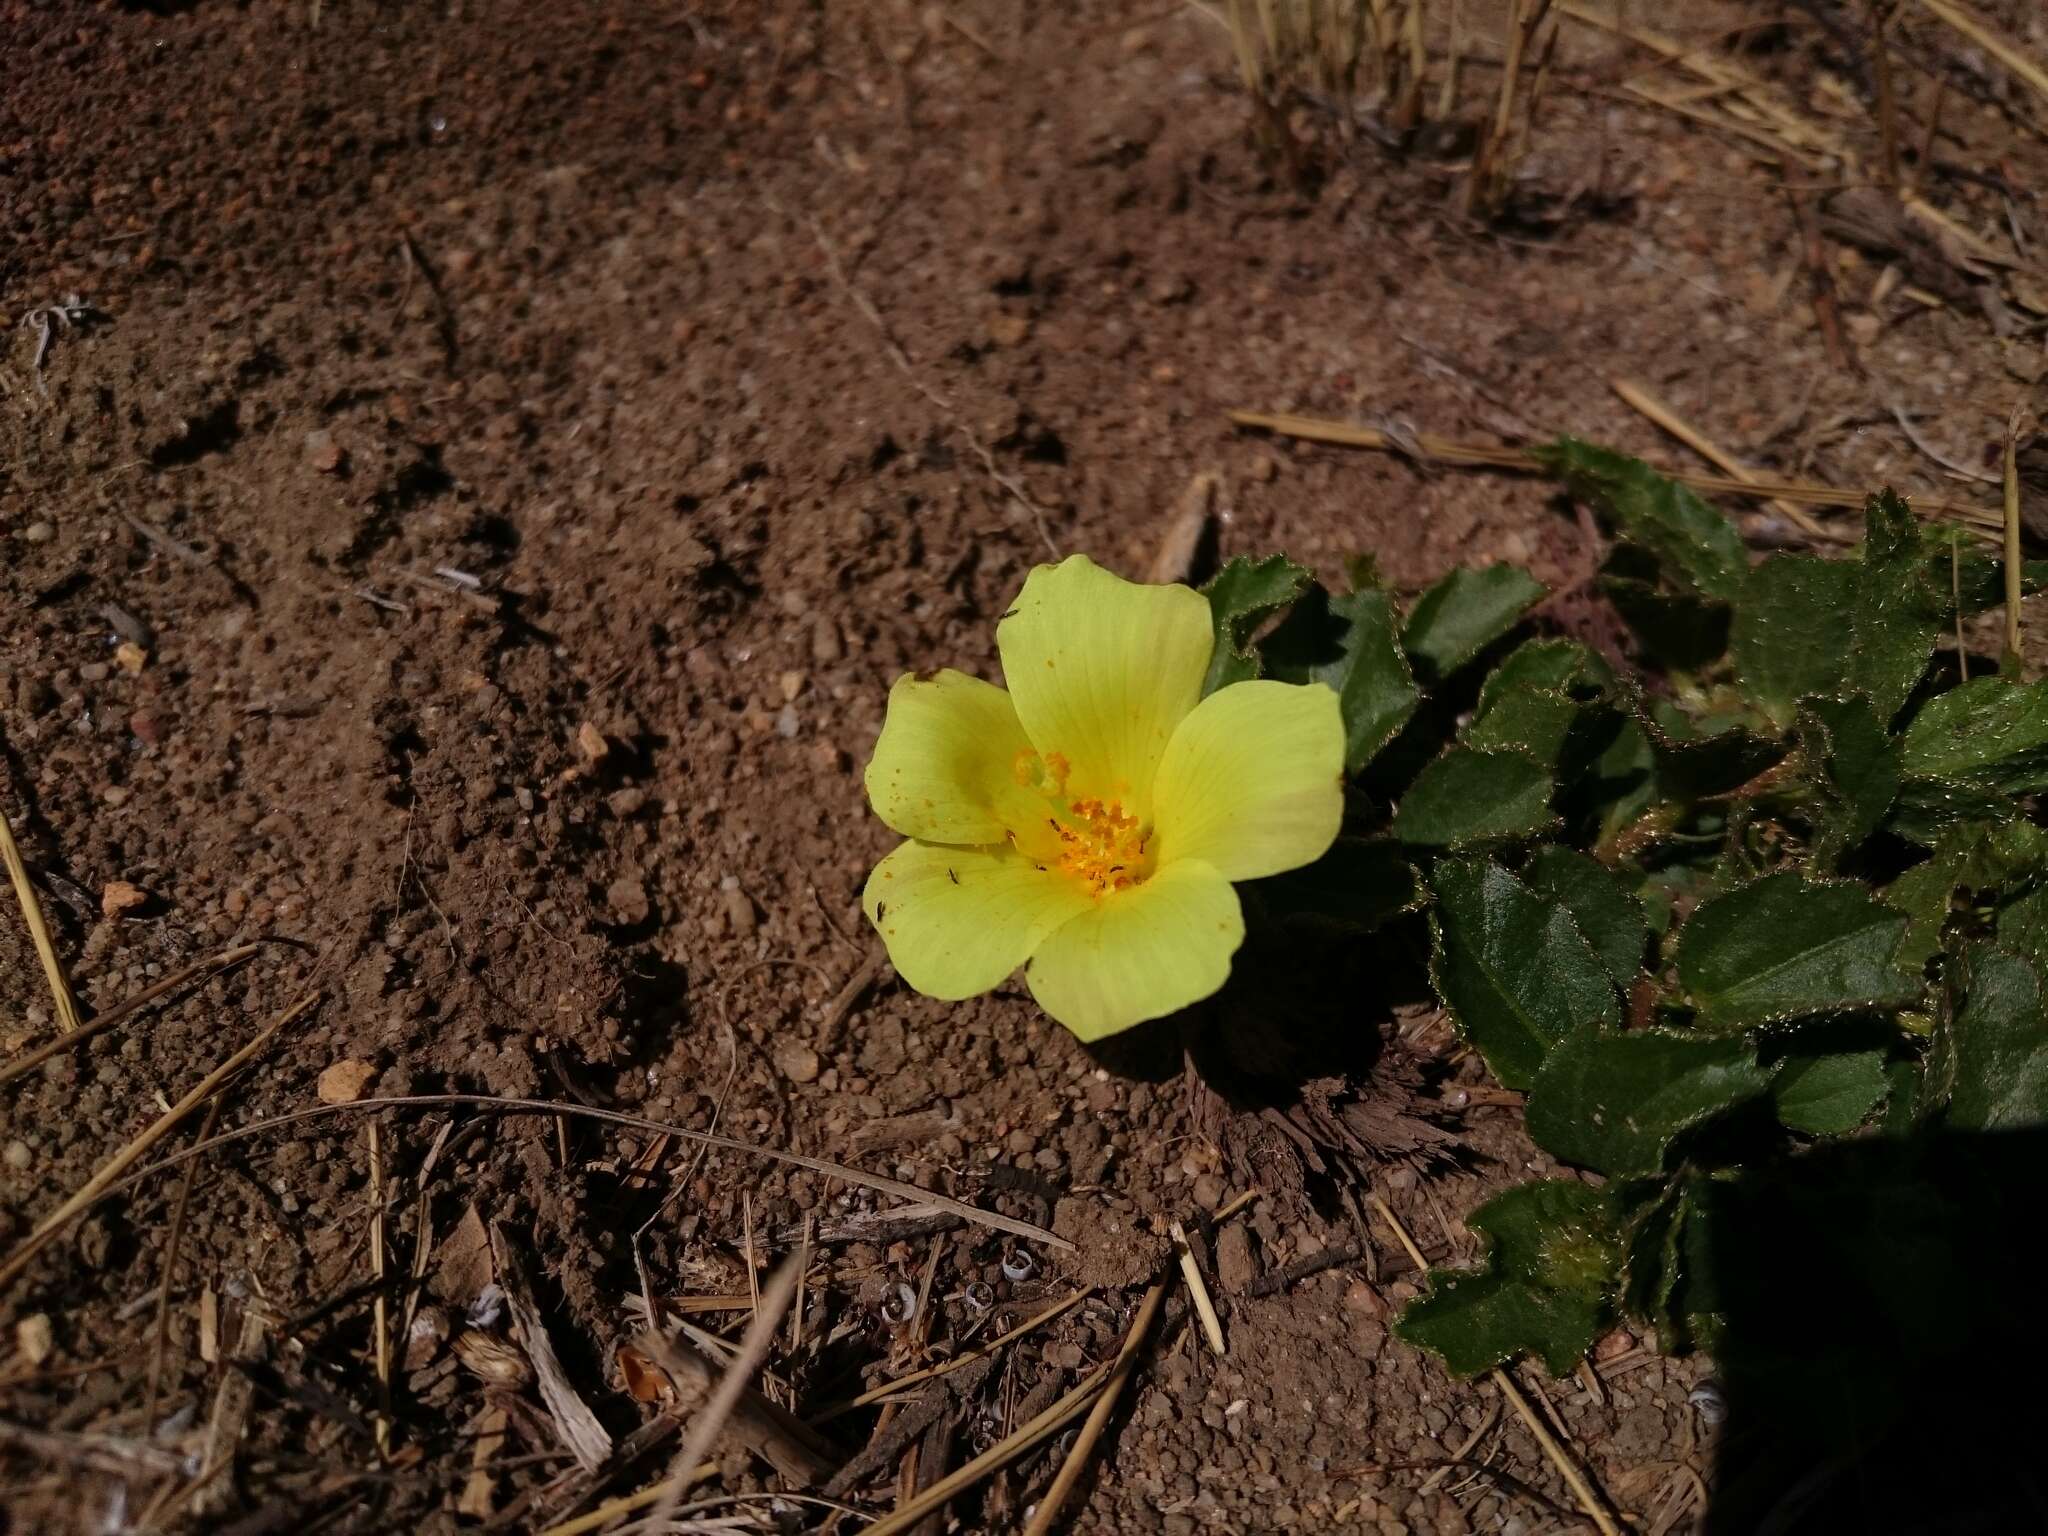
[4,2,2044,1532]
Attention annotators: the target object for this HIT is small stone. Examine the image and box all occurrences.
[129,710,163,745]
[606,787,647,818]
[15,1314,53,1366]
[1216,1223,1257,1295]
[100,880,148,918]
[774,704,800,739]
[810,617,844,664]
[114,641,148,675]
[606,876,650,925]
[102,785,130,808]
[576,722,608,762]
[988,312,1032,347]
[22,521,54,545]
[317,1059,379,1104]
[777,670,805,703]
[775,1042,821,1084]
[3,1140,31,1173]
[1005,1128,1037,1156]
[304,428,346,473]
[810,740,847,773]
[719,881,756,937]
[1593,1327,1635,1362]
[79,662,110,683]
[1192,1173,1225,1211]
[1343,1279,1386,1316]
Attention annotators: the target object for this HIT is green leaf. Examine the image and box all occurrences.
[1474,637,1619,704]
[1845,490,1942,725]
[1200,555,1311,694]
[1899,676,2048,793]
[1394,1180,1621,1377]
[1536,438,1748,601]
[1885,776,2026,847]
[1796,694,1900,864]
[1729,555,1855,727]
[1771,1049,1889,1134]
[1526,1025,1772,1178]
[1676,873,1917,1031]
[1936,817,2048,892]
[1927,944,2048,1131]
[1885,860,1956,977]
[1400,565,1546,687]
[1600,547,1731,672]
[1249,837,1422,933]
[1522,847,1647,989]
[1619,1176,1700,1353]
[1996,882,2048,977]
[1261,584,1420,773]
[1635,705,1784,802]
[1394,747,1557,849]
[1464,688,1585,768]
[1427,857,1619,1090]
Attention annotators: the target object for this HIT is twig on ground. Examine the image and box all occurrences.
[1891,403,2001,483]
[1918,0,2048,111]
[1226,407,2002,530]
[0,942,262,1090]
[0,1417,190,1479]
[1020,1280,1169,1536]
[144,1099,222,1428]
[642,1255,805,1531]
[0,991,318,1292]
[1371,1195,1623,1536]
[1420,1395,1502,1494]
[858,1357,1115,1536]
[490,1224,614,1472]
[112,1094,1074,1252]
[820,1288,1091,1420]
[1169,1220,1226,1356]
[816,948,888,1053]
[368,1121,393,1458]
[0,797,82,1035]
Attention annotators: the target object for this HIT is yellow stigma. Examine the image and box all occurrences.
[1054,796,1150,896]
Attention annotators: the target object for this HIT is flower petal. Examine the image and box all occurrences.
[1025,859,1243,1041]
[864,839,1094,1001]
[997,554,1212,809]
[1151,680,1345,880]
[864,670,1036,844]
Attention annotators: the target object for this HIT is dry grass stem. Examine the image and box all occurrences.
[0,799,83,1035]
[490,1224,614,1471]
[1608,377,1839,539]
[1370,1195,1622,1536]
[368,1120,393,1457]
[107,1093,1073,1253]
[1020,1279,1170,1536]
[1227,407,2004,531]
[143,1099,222,1428]
[822,1288,1091,1420]
[0,990,317,1293]
[1918,0,2048,110]
[0,942,262,1090]
[643,1254,804,1531]
[533,1461,720,1536]
[1170,1219,1226,1356]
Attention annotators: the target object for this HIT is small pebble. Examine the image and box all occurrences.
[775,1042,821,1084]
[719,879,756,937]
[22,521,54,545]
[3,1140,31,1173]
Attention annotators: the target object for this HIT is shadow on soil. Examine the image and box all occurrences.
[1700,1126,2048,1534]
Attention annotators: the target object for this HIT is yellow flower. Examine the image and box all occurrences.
[861,554,1344,1041]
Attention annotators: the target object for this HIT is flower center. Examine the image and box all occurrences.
[1054,797,1149,895]
[1011,749,1153,896]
